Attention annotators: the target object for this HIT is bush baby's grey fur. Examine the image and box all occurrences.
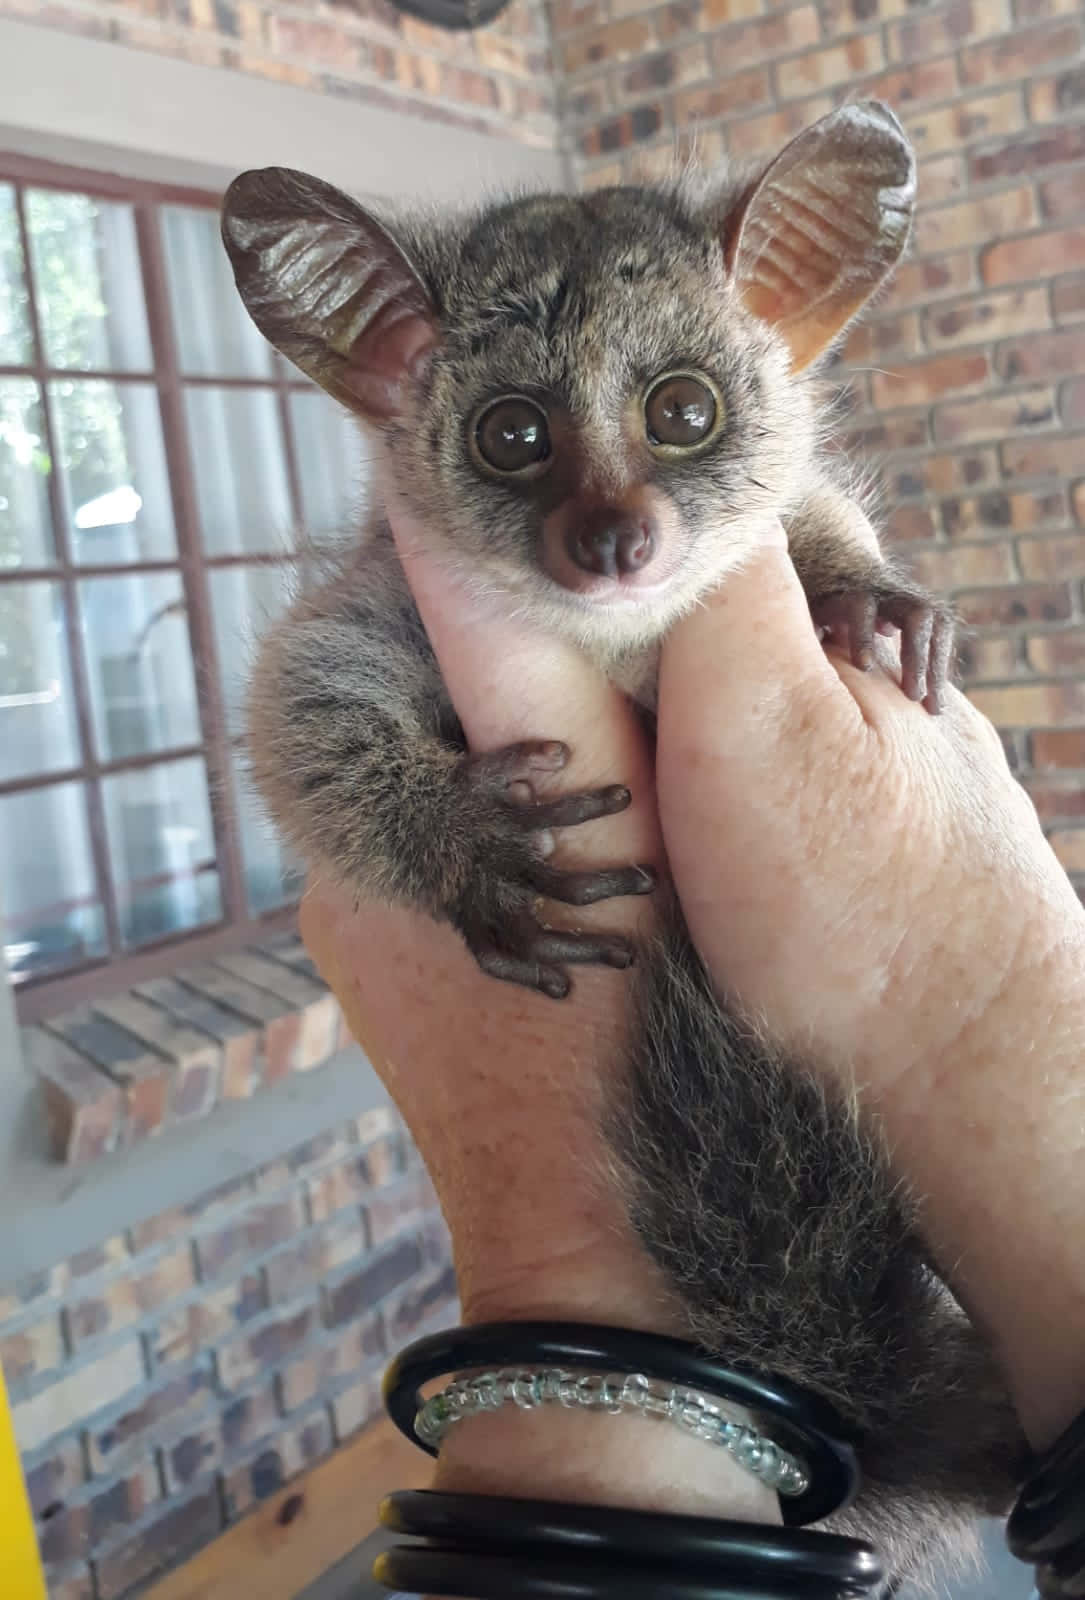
[222,101,1026,1585]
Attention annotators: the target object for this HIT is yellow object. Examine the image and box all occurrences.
[0,1360,46,1600]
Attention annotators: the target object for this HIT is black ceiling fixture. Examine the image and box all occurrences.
[388,0,512,28]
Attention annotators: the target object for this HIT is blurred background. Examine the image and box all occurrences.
[0,0,1079,1593]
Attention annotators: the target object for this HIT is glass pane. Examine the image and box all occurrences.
[78,573,201,762]
[233,755,302,915]
[289,389,368,541]
[102,755,221,947]
[0,185,33,365]
[0,379,54,568]
[185,387,292,556]
[51,379,176,564]
[0,782,106,983]
[161,205,274,378]
[25,190,151,372]
[0,581,80,782]
[209,562,295,737]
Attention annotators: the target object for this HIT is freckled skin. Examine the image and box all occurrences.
[223,103,1024,1584]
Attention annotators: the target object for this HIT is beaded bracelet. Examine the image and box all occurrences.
[415,1365,811,1498]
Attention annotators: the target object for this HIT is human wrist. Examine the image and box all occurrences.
[876,929,1085,1451]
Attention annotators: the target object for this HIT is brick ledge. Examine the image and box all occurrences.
[23,935,350,1166]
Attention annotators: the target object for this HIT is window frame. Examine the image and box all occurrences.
[1,149,314,1021]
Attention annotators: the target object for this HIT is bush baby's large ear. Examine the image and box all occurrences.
[221,167,437,420]
[725,102,916,372]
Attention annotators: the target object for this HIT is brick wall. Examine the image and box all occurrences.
[0,0,556,147]
[1,1107,456,1599]
[559,0,1085,891]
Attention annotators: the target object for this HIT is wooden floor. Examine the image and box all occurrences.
[144,1419,430,1600]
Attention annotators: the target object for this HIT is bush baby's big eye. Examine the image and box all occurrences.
[645,374,720,449]
[474,397,552,476]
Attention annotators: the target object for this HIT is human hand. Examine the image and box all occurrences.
[299,483,776,1519]
[655,524,1085,1446]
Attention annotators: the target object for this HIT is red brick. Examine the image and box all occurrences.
[65,1245,195,1349]
[330,1377,381,1442]
[215,1302,317,1391]
[886,250,975,309]
[884,504,937,543]
[957,635,1021,681]
[263,1213,366,1304]
[22,1029,122,1166]
[135,977,260,1102]
[194,1194,305,1281]
[934,387,1057,445]
[1044,170,1085,225]
[1029,64,1085,121]
[617,40,706,104]
[1026,779,1085,824]
[674,66,769,123]
[863,56,959,108]
[1075,482,1085,523]
[383,1265,459,1346]
[917,186,1036,255]
[724,95,835,159]
[970,681,1085,724]
[44,1011,171,1145]
[219,1381,281,1453]
[1015,0,1081,17]
[212,951,339,1070]
[39,1564,92,1600]
[995,328,1085,382]
[777,33,883,99]
[322,1238,425,1328]
[971,124,1085,186]
[1032,729,1085,768]
[150,1273,265,1367]
[917,153,965,206]
[890,449,999,498]
[0,1312,64,1384]
[1018,535,1085,580]
[985,229,1085,287]
[306,1154,373,1222]
[872,352,989,410]
[905,88,1025,155]
[24,1435,84,1519]
[175,965,299,1084]
[943,488,1068,537]
[358,1134,407,1189]
[839,414,930,455]
[957,584,1072,626]
[1028,633,1085,674]
[699,0,763,23]
[1049,830,1085,873]
[365,1176,434,1249]
[843,312,920,365]
[162,1418,223,1493]
[960,20,1081,86]
[909,543,1015,590]
[708,7,820,75]
[13,1342,145,1455]
[86,1367,213,1475]
[220,1409,333,1521]
[888,0,1010,61]
[925,286,1051,349]
[276,1315,384,1412]
[93,1484,221,1600]
[562,16,656,76]
[1064,379,1085,427]
[37,1459,157,1567]
[1001,434,1085,479]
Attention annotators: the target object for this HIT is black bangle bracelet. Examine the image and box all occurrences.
[381,1320,861,1526]
[375,1490,886,1599]
[1007,1403,1085,1596]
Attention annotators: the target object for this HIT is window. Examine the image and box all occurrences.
[0,156,367,1012]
